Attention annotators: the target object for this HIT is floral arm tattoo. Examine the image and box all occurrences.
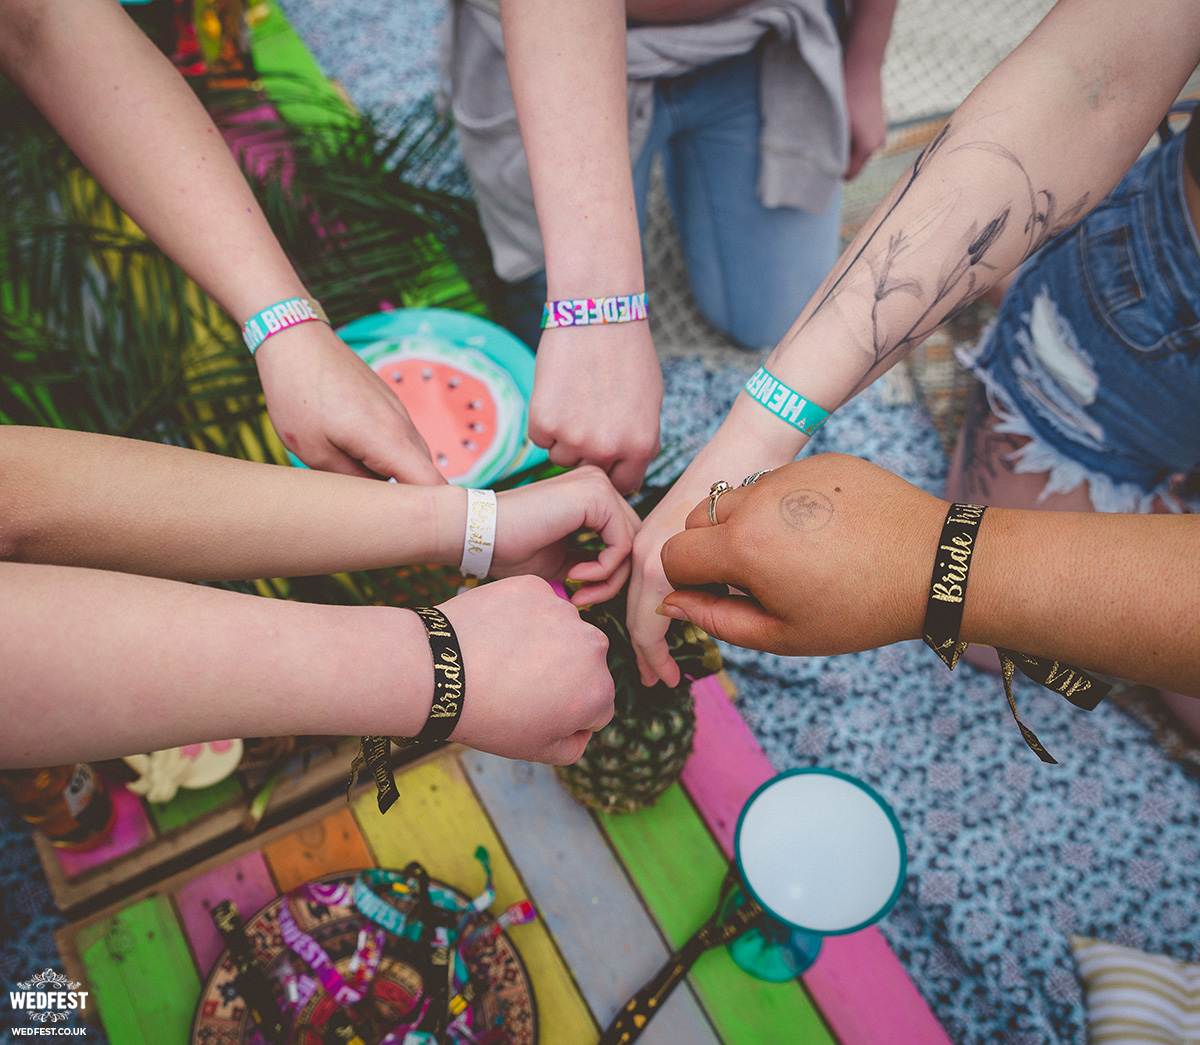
[802,122,1092,382]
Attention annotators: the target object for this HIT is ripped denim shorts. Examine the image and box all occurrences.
[957,127,1200,513]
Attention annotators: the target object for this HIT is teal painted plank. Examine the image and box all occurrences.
[75,894,201,1045]
[462,753,720,1045]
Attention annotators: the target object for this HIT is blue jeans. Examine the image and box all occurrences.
[506,48,842,351]
[958,128,1200,513]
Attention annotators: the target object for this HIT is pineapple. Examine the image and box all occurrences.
[555,589,723,814]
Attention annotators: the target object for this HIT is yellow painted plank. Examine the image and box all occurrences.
[352,755,598,1045]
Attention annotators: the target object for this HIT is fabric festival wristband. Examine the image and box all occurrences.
[210,900,288,1044]
[541,292,647,329]
[923,503,1111,764]
[348,607,466,814]
[460,488,497,580]
[277,890,384,1007]
[353,873,415,938]
[743,366,831,435]
[241,297,329,353]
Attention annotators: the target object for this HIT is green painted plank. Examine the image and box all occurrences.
[147,774,242,833]
[75,894,201,1045]
[598,785,836,1045]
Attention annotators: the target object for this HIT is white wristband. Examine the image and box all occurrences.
[460,488,497,579]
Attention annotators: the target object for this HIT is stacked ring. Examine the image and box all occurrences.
[740,469,774,487]
[707,481,732,525]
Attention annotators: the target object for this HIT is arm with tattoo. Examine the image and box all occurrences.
[627,0,1200,685]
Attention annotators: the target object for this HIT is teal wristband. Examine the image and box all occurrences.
[743,366,830,435]
[241,297,329,354]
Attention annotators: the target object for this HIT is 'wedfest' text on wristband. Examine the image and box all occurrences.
[541,293,647,329]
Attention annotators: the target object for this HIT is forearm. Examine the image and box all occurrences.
[962,510,1200,696]
[499,0,643,296]
[0,0,307,323]
[659,455,1200,699]
[0,562,432,766]
[729,0,1200,465]
[0,427,463,579]
[842,0,895,82]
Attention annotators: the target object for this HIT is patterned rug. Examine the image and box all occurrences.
[655,358,1200,1045]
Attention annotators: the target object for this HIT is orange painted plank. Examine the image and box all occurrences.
[682,674,953,1045]
[261,804,374,892]
[352,753,597,1045]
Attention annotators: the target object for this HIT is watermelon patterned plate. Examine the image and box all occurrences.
[334,308,548,487]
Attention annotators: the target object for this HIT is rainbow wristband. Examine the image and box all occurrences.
[241,297,329,353]
[541,293,647,329]
[743,366,830,435]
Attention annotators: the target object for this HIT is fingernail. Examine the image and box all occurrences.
[655,603,686,620]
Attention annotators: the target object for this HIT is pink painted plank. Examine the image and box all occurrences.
[680,673,776,855]
[56,777,154,878]
[682,673,953,1045]
[174,849,279,976]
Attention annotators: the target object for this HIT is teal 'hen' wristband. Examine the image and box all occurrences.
[743,366,830,435]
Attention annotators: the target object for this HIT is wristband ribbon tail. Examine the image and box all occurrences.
[924,504,1111,763]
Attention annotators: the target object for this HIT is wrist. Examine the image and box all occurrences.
[349,604,464,813]
[714,395,814,470]
[426,485,470,568]
[250,309,343,369]
[394,607,437,735]
[957,506,1020,650]
[241,297,329,355]
[544,241,644,301]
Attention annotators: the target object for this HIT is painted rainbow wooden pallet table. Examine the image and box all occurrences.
[56,677,952,1044]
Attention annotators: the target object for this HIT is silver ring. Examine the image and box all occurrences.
[740,468,774,487]
[707,481,732,525]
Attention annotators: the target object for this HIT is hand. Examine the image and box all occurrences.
[658,454,945,656]
[527,321,662,495]
[493,465,640,604]
[842,59,886,180]
[439,576,615,764]
[626,473,714,688]
[255,323,447,485]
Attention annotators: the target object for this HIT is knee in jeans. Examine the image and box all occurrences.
[690,283,800,350]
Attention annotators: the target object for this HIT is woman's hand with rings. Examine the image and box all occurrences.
[658,454,942,656]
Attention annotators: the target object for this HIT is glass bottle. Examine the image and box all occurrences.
[0,763,116,850]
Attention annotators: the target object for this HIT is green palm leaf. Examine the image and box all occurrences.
[0,78,489,608]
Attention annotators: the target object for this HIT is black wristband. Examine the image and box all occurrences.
[923,503,986,671]
[923,503,1111,764]
[348,606,466,815]
[408,606,466,744]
